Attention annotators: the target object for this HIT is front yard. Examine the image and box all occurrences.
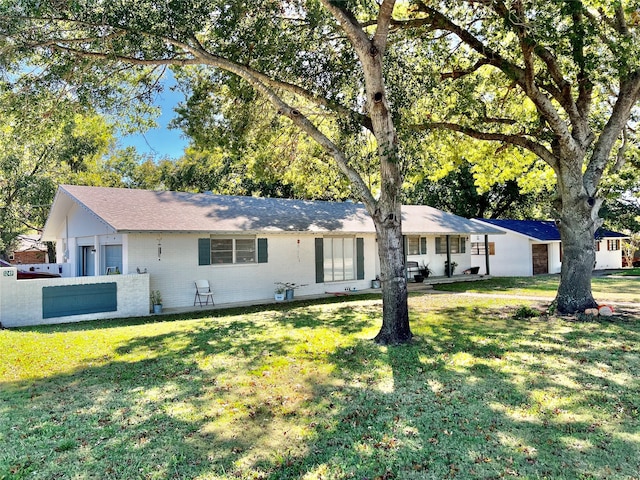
[1,292,639,479]
[434,272,640,304]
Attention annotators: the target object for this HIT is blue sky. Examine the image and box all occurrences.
[119,71,189,159]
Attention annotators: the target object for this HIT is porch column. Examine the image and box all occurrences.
[484,234,490,275]
[402,235,407,280]
[446,235,452,277]
[93,235,100,276]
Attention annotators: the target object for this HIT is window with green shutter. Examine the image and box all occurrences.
[316,237,364,282]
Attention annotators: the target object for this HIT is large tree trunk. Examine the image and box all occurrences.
[556,219,598,313]
[373,210,411,345]
[554,170,600,314]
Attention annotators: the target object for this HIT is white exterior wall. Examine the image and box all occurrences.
[547,242,562,274]
[471,232,534,276]
[595,241,623,269]
[0,268,149,327]
[126,232,379,308]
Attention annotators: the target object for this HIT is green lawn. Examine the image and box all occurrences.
[434,274,640,303]
[616,268,640,277]
[1,294,639,479]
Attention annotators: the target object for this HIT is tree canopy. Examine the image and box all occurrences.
[1,0,639,329]
[0,87,113,257]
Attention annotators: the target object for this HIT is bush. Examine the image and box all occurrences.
[513,305,541,319]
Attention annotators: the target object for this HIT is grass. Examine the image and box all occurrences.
[616,268,640,276]
[1,293,639,479]
[433,273,640,303]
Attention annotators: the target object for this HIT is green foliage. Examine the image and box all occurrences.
[150,289,162,305]
[405,160,555,219]
[621,233,640,266]
[512,305,542,320]
[599,142,640,232]
[0,90,113,257]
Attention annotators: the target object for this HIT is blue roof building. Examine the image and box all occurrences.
[470,219,627,276]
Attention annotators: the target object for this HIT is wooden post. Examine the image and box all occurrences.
[484,234,490,275]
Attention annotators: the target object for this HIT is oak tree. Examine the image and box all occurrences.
[410,0,640,312]
[0,0,412,343]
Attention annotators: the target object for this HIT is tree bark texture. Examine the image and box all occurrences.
[325,0,411,344]
[554,165,600,313]
[373,210,411,345]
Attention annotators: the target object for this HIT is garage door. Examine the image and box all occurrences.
[532,244,548,275]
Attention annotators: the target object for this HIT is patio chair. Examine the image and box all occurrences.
[194,279,215,306]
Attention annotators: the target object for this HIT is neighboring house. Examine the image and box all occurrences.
[9,234,48,264]
[41,185,502,310]
[470,219,628,276]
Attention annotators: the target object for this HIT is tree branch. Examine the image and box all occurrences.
[320,1,372,60]
[414,2,524,83]
[417,121,559,170]
[417,2,577,159]
[26,20,374,133]
[613,127,629,172]
[585,70,640,193]
[373,0,396,57]
[440,59,490,80]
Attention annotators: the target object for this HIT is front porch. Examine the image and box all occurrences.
[407,273,492,292]
[160,274,492,316]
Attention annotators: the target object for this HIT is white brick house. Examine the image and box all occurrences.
[41,185,502,310]
[470,219,627,276]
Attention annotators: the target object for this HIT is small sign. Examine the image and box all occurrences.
[3,270,15,277]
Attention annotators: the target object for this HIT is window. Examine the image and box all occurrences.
[211,239,233,264]
[435,236,466,254]
[323,237,355,282]
[103,245,123,274]
[211,237,256,264]
[407,236,427,255]
[470,242,495,255]
[595,241,601,252]
[200,236,262,265]
[607,239,620,251]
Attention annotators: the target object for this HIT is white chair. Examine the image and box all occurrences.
[194,280,215,306]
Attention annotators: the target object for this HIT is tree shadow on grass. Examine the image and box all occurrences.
[1,298,639,479]
[256,302,640,479]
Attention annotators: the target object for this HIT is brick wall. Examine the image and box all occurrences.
[0,268,150,327]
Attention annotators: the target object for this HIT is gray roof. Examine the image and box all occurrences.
[42,185,503,239]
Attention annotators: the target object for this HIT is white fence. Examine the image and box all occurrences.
[0,267,150,328]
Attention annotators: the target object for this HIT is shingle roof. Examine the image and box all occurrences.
[474,218,627,241]
[42,185,504,239]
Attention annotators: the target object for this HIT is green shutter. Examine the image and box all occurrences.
[315,238,324,283]
[356,238,365,280]
[198,238,211,265]
[420,237,427,254]
[257,238,268,263]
